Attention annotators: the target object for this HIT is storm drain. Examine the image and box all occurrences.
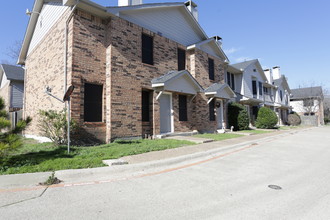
[268,185,282,190]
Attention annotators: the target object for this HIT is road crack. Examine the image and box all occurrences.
[0,186,49,208]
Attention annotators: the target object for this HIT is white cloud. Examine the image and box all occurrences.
[224,47,240,55]
[235,57,253,63]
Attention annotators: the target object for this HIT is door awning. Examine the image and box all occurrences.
[204,83,236,99]
[151,70,203,95]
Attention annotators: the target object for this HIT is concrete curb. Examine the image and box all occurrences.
[0,127,315,190]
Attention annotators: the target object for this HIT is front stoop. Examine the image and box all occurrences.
[164,136,213,144]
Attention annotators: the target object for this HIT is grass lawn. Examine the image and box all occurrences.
[195,133,243,141]
[237,129,272,134]
[0,139,195,175]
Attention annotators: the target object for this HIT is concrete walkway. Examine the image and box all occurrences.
[0,127,314,191]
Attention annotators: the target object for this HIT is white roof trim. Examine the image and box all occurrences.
[187,38,229,62]
[18,0,109,65]
[152,83,165,87]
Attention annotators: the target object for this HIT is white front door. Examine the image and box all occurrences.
[160,93,172,134]
[217,100,224,129]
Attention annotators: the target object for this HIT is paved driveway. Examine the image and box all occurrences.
[1,126,330,219]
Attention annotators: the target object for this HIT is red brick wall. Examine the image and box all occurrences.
[24,8,228,142]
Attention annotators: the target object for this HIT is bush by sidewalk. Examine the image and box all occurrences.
[255,107,278,129]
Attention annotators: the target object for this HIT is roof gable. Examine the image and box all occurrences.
[231,59,267,82]
[107,3,208,46]
[205,83,236,99]
[188,37,228,62]
[152,70,203,95]
[274,76,290,93]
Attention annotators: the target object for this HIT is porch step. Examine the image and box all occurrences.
[164,135,213,144]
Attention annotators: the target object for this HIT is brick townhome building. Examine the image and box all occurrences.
[19,0,236,143]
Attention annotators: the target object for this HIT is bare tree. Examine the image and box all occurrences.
[2,40,22,65]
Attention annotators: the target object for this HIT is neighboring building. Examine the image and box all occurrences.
[0,64,25,127]
[271,67,291,125]
[228,59,268,125]
[18,0,236,142]
[291,86,324,126]
[324,95,330,123]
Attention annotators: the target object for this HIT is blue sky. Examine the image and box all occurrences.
[1,0,329,92]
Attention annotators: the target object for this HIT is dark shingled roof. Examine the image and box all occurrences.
[291,86,323,100]
[204,83,226,93]
[230,59,258,71]
[1,64,24,81]
[151,70,185,84]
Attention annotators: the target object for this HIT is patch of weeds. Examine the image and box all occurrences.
[39,172,62,186]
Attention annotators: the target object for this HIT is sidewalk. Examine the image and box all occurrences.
[0,127,314,191]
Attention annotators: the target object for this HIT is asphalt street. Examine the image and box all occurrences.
[1,126,330,219]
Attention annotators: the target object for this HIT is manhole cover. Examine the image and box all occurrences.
[268,185,282,190]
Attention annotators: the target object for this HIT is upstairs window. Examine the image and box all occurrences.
[209,99,215,121]
[227,72,235,90]
[179,95,188,121]
[280,90,283,101]
[226,72,231,85]
[177,48,186,71]
[142,33,153,65]
[252,80,257,96]
[259,81,263,96]
[208,58,214,80]
[263,87,269,94]
[84,83,103,122]
[142,91,150,122]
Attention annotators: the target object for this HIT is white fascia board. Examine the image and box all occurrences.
[18,0,44,65]
[107,3,183,15]
[152,83,165,87]
[182,6,208,40]
[18,0,110,65]
[205,92,217,95]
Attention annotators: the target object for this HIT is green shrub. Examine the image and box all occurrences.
[237,108,250,130]
[38,109,77,145]
[228,102,250,131]
[0,97,31,158]
[288,112,301,126]
[255,107,278,129]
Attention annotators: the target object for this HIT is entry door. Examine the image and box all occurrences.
[160,93,172,134]
[217,101,223,129]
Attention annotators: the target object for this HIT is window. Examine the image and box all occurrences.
[142,33,153,65]
[259,81,263,96]
[179,95,188,121]
[226,72,235,90]
[177,48,186,71]
[263,87,269,94]
[280,90,283,101]
[303,99,314,107]
[226,72,231,85]
[252,80,257,96]
[142,91,150,122]
[209,99,215,121]
[231,74,235,90]
[84,83,103,122]
[208,58,214,80]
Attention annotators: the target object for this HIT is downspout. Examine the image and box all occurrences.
[64,1,79,97]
